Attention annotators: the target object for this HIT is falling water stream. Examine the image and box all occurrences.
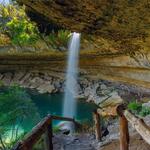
[63,32,80,130]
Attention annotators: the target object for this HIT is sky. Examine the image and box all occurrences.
[0,0,10,4]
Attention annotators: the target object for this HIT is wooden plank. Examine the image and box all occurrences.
[119,114,129,150]
[124,110,150,145]
[51,115,75,122]
[93,110,102,141]
[117,104,150,146]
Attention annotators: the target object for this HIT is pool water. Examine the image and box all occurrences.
[22,89,98,132]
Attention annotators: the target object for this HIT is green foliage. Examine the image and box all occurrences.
[0,80,4,87]
[139,106,150,117]
[53,126,61,133]
[0,4,39,46]
[0,84,39,150]
[0,4,26,33]
[3,132,26,149]
[6,17,39,45]
[48,30,71,50]
[128,102,142,113]
[0,4,72,51]
[128,102,150,117]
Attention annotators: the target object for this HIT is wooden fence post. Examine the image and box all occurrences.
[119,115,129,150]
[45,120,53,150]
[117,105,129,150]
[124,110,150,145]
[93,110,102,141]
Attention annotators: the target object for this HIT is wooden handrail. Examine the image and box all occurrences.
[124,110,150,144]
[116,105,150,146]
[95,104,150,150]
[13,106,150,150]
[12,114,77,150]
[51,115,75,122]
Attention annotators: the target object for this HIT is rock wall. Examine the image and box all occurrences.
[0,69,150,105]
[18,0,150,35]
[1,51,150,87]
[17,0,150,55]
[0,50,150,105]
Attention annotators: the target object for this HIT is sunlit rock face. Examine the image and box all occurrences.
[0,52,150,91]
[18,0,111,32]
[18,0,150,50]
[17,0,150,63]
[18,0,150,35]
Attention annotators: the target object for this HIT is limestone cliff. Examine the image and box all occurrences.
[0,51,150,89]
[14,0,150,90]
[0,0,150,103]
[0,52,150,105]
[17,0,150,55]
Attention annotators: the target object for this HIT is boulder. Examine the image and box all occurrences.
[142,101,150,108]
[37,82,56,93]
[98,91,124,108]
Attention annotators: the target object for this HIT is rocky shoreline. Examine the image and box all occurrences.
[0,71,150,106]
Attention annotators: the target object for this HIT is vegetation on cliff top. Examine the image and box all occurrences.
[0,0,150,56]
[0,3,71,52]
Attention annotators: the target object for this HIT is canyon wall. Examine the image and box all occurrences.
[0,51,150,104]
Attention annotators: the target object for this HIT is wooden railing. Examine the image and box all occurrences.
[12,105,150,150]
[94,104,150,150]
[12,115,76,150]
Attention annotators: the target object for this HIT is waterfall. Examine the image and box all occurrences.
[63,32,80,120]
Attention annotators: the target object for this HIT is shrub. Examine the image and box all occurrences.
[128,102,142,113]
[48,30,71,50]
[128,101,150,117]
[0,4,26,33]
[0,85,40,150]
[6,17,39,45]
[0,4,39,47]
[139,106,150,117]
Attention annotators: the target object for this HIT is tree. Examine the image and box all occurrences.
[0,4,39,47]
[6,17,39,46]
[0,84,40,150]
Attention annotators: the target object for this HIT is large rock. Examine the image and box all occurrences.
[17,0,112,32]
[17,0,150,36]
[17,0,150,53]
